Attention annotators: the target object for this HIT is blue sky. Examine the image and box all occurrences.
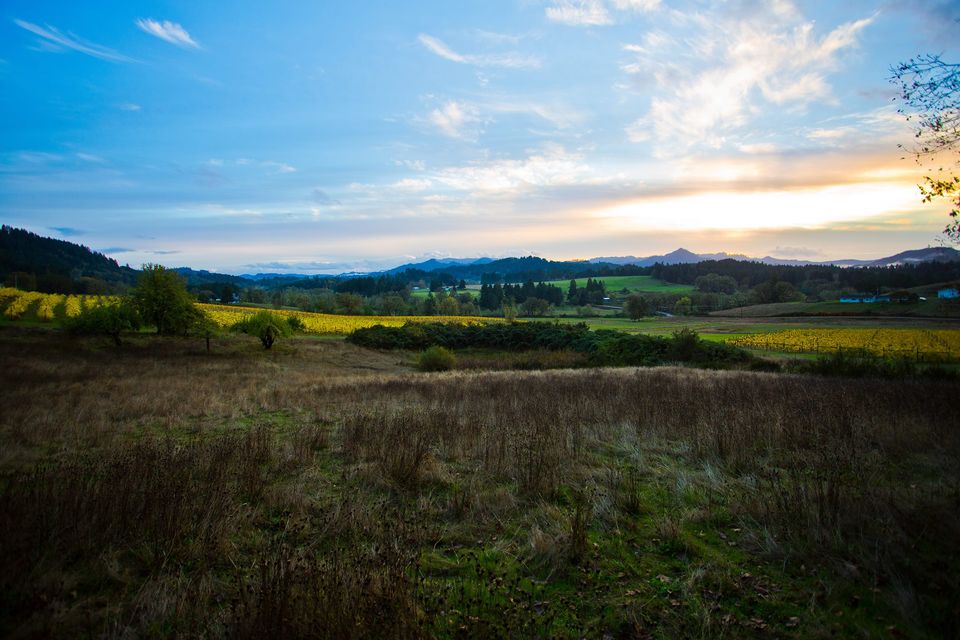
[1,0,958,273]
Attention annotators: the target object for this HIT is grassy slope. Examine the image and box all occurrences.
[1,328,957,638]
[544,275,694,294]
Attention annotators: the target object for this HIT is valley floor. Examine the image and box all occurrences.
[1,328,958,638]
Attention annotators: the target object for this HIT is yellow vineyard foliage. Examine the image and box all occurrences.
[36,294,65,321]
[729,328,960,360]
[2,290,45,319]
[0,290,503,332]
[0,289,121,322]
[64,296,82,318]
[198,303,503,334]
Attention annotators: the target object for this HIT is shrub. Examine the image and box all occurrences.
[62,298,141,345]
[667,327,701,361]
[287,315,306,332]
[417,346,456,372]
[747,358,782,372]
[232,311,294,349]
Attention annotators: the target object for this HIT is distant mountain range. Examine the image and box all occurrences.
[163,247,960,282]
[586,246,960,268]
[4,225,959,290]
[383,257,494,274]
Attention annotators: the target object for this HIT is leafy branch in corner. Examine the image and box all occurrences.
[891,54,960,241]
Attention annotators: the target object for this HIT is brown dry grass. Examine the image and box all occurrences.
[1,326,958,638]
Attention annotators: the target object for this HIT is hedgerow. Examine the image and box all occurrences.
[348,321,750,368]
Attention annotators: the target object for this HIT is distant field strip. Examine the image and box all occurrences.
[198,303,502,334]
[728,328,960,360]
[0,290,501,334]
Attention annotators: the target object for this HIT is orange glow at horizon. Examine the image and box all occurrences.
[594,181,926,231]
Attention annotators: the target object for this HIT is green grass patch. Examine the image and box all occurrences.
[544,275,694,294]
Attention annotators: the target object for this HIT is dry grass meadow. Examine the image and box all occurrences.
[1,326,958,638]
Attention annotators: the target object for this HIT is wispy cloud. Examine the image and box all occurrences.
[17,151,63,164]
[135,18,200,49]
[473,29,523,45]
[428,101,480,139]
[394,178,433,191]
[118,103,141,112]
[418,33,540,69]
[261,160,297,174]
[418,34,465,63]
[430,144,595,194]
[622,3,876,154]
[13,19,135,62]
[422,98,581,141]
[483,100,584,129]
[610,0,660,10]
[50,226,84,236]
[545,1,612,26]
[76,152,106,164]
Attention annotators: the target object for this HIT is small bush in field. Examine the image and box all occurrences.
[231,311,293,349]
[417,346,456,372]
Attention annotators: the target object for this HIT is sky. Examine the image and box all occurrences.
[1,0,958,274]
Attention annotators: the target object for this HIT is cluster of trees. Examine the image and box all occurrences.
[66,264,305,350]
[566,279,607,306]
[421,290,478,316]
[694,273,738,294]
[477,281,565,311]
[65,264,212,345]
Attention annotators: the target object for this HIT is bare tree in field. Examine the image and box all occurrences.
[891,54,960,242]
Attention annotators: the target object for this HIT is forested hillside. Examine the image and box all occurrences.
[0,226,137,293]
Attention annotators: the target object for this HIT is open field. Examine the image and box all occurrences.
[1,327,958,638]
[199,303,500,334]
[544,275,694,294]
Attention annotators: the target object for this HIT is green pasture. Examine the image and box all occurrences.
[543,275,693,294]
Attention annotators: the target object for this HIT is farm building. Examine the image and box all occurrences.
[938,287,960,300]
